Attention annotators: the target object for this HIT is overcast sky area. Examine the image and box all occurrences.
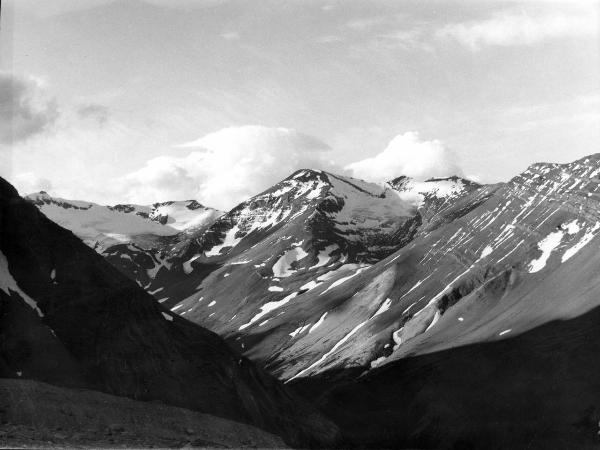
[1,0,599,210]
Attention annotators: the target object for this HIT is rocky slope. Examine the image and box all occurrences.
[254,154,600,380]
[1,177,339,447]
[153,154,600,386]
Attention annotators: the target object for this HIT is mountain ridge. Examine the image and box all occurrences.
[1,176,339,447]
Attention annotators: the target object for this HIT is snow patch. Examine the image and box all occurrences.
[309,244,339,269]
[183,254,201,274]
[320,266,368,295]
[309,312,328,333]
[239,292,298,330]
[528,230,564,273]
[480,245,493,258]
[0,251,44,317]
[272,246,308,278]
[373,298,392,318]
[205,224,242,257]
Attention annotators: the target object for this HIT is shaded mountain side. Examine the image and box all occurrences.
[0,378,286,448]
[0,176,339,448]
[293,304,600,449]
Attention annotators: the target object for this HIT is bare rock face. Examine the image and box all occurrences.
[0,176,339,448]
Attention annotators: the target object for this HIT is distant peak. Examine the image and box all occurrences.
[287,169,326,181]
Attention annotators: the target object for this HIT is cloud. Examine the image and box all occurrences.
[119,125,337,210]
[11,172,53,195]
[0,72,58,144]
[436,7,598,50]
[344,17,388,31]
[77,103,109,125]
[220,31,240,40]
[345,131,463,182]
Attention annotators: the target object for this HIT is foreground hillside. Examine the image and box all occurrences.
[0,177,338,447]
[0,378,285,448]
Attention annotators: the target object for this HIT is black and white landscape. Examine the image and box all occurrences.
[1,1,600,449]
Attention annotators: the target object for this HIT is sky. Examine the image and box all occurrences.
[1,0,599,210]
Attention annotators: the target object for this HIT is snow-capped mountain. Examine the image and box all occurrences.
[26,192,222,251]
[0,177,338,447]
[23,154,600,377]
[133,170,481,309]
[136,154,600,389]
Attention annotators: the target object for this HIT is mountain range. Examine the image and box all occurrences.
[2,152,600,448]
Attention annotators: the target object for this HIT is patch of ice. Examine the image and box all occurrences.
[208,300,216,307]
[498,329,511,336]
[161,312,173,321]
[268,286,284,292]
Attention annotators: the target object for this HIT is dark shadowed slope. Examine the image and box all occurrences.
[0,176,339,447]
[294,302,600,450]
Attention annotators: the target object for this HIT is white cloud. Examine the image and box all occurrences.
[220,31,240,40]
[119,126,337,210]
[437,6,598,50]
[344,131,463,182]
[12,172,53,195]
